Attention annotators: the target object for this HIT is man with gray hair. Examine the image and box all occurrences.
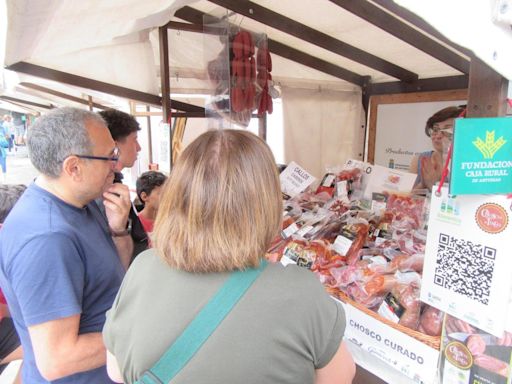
[0,107,131,383]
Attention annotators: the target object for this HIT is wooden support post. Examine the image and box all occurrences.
[146,105,153,164]
[87,95,93,111]
[258,113,267,141]
[466,57,508,117]
[159,26,172,166]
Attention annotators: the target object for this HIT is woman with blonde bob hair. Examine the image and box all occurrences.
[103,129,355,384]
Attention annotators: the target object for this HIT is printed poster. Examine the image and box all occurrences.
[451,117,512,195]
[440,314,512,384]
[363,164,417,199]
[420,186,512,337]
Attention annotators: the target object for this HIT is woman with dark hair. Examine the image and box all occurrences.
[409,106,465,190]
[103,129,355,384]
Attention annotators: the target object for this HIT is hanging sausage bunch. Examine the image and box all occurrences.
[256,38,273,115]
[230,31,256,113]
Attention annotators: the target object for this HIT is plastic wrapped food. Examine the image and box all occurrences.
[364,274,397,296]
[389,253,425,273]
[347,283,385,308]
[342,222,369,265]
[386,193,428,230]
[418,305,443,336]
[391,283,422,330]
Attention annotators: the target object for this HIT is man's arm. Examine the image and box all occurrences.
[103,183,133,269]
[29,315,105,381]
[111,235,133,270]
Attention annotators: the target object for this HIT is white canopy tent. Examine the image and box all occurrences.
[1,0,511,177]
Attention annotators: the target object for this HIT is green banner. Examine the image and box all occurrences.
[450,117,512,195]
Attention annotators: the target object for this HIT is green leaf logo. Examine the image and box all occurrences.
[472,130,506,159]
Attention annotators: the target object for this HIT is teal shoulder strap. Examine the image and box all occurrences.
[135,260,268,384]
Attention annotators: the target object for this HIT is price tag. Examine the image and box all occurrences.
[280,161,316,198]
[333,235,353,256]
[282,222,299,238]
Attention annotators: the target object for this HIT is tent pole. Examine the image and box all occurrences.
[258,113,267,141]
[146,105,153,164]
[159,26,172,167]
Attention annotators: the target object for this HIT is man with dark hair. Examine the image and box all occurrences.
[0,184,26,224]
[99,109,147,260]
[0,107,131,383]
[135,171,167,235]
[0,184,26,384]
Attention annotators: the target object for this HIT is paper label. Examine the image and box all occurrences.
[333,235,353,256]
[420,186,512,337]
[282,222,299,238]
[336,180,349,202]
[280,255,296,267]
[296,225,313,237]
[321,173,336,187]
[279,161,316,198]
[377,297,402,324]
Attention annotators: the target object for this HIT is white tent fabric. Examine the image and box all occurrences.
[282,87,365,178]
[4,0,198,93]
[396,0,512,80]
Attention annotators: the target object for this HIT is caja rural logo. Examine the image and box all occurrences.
[461,130,510,179]
[472,130,506,159]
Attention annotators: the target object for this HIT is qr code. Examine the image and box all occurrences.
[433,233,495,305]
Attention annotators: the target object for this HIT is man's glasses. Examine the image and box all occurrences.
[75,146,120,163]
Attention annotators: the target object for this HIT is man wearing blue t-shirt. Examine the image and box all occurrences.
[0,107,132,383]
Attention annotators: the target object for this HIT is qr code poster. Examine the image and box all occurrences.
[421,186,512,337]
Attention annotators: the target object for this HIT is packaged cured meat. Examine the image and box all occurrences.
[375,280,422,330]
[332,221,368,265]
[385,192,428,230]
[418,305,443,336]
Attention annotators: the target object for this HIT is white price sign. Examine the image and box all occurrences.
[337,300,439,384]
[280,161,316,198]
[363,164,417,199]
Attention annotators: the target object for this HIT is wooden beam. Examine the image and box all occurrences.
[367,75,468,95]
[371,0,473,58]
[171,111,206,118]
[268,40,370,87]
[0,95,54,109]
[0,99,41,114]
[195,1,418,82]
[159,27,172,123]
[328,0,469,74]
[175,7,368,86]
[19,82,109,110]
[466,57,508,117]
[6,62,204,113]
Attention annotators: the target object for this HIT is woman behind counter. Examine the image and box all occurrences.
[410,106,465,191]
[103,129,355,384]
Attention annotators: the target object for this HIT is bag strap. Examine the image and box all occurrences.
[135,260,268,384]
